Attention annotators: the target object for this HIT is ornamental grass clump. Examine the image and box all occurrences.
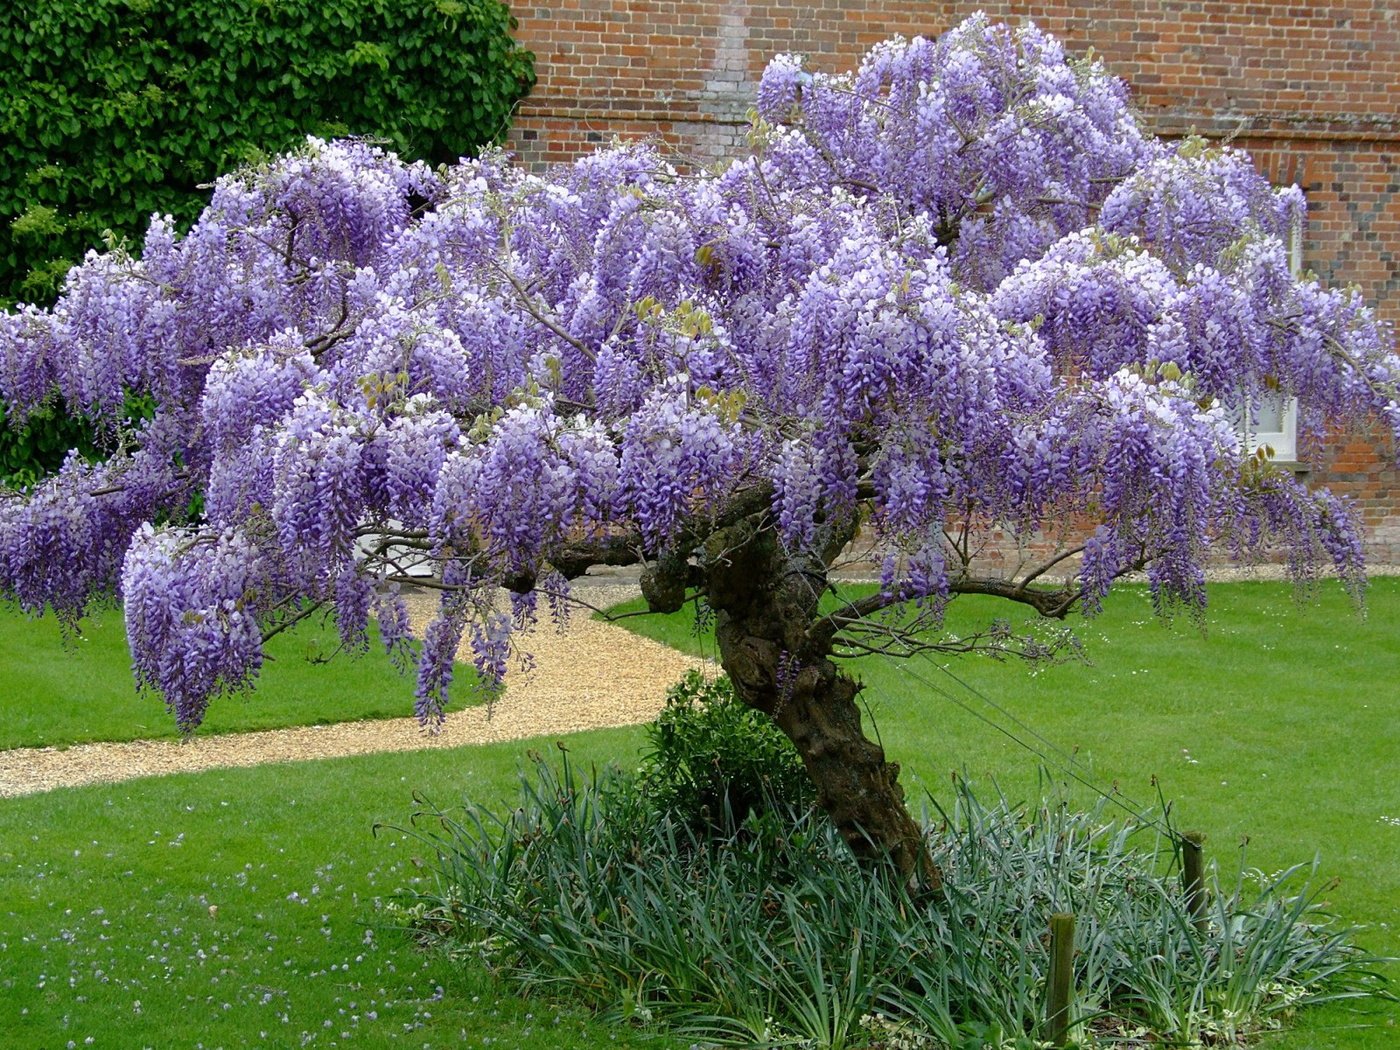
[391,749,1389,1049]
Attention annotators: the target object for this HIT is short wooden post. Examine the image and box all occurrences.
[1046,911,1076,1048]
[1182,831,1208,936]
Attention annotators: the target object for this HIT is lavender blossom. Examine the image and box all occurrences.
[0,18,1394,734]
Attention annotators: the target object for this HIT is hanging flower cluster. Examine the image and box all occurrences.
[2,21,1396,731]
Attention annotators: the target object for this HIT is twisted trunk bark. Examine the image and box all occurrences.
[696,514,940,892]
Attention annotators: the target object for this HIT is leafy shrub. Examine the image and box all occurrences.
[0,404,92,488]
[639,670,815,829]
[0,0,534,305]
[0,387,160,488]
[391,752,1389,1049]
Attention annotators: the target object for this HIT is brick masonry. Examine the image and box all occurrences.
[504,2,1400,562]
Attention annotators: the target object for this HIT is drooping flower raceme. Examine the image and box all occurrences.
[1,22,1396,732]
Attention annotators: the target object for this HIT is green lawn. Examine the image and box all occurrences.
[608,576,1400,1048]
[0,732,687,1050]
[0,603,683,1048]
[0,601,479,749]
[0,578,1396,1048]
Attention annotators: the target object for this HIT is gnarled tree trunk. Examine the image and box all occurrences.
[686,513,940,892]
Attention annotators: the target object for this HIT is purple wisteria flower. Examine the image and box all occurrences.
[0,21,1395,734]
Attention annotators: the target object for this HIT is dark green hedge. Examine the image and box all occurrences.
[0,0,535,305]
[0,404,91,488]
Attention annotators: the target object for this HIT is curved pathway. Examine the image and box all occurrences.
[0,583,713,798]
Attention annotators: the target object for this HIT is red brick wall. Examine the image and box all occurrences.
[1313,426,1400,563]
[505,2,1400,561]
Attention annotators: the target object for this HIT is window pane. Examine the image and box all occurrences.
[1255,394,1287,433]
[1231,392,1297,460]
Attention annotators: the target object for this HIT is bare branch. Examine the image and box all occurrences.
[88,474,190,501]
[353,524,431,541]
[259,598,325,644]
[1019,544,1087,589]
[383,575,458,592]
[496,264,597,362]
[829,619,1070,663]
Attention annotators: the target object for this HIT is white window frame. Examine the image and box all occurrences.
[1238,205,1302,464]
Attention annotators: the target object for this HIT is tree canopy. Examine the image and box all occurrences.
[2,15,1396,879]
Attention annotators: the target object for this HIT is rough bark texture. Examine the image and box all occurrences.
[688,512,941,891]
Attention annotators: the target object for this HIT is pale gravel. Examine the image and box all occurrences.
[0,582,713,799]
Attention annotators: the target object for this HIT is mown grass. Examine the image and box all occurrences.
[607,576,1400,1048]
[0,731,689,1050]
[0,601,479,750]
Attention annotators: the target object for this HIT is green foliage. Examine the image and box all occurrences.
[401,752,1390,1048]
[639,670,815,830]
[0,0,535,306]
[0,402,95,486]
[0,390,156,487]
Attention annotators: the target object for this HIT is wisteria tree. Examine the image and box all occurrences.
[2,16,1397,885]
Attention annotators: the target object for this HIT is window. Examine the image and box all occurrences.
[1240,391,1298,462]
[1237,201,1302,463]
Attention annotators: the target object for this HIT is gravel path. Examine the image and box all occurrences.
[0,582,713,799]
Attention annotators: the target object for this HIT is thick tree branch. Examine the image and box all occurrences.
[948,575,1081,616]
[808,571,1080,653]
[547,533,644,579]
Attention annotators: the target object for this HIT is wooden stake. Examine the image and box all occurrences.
[1182,831,1208,936]
[1046,911,1076,1048]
